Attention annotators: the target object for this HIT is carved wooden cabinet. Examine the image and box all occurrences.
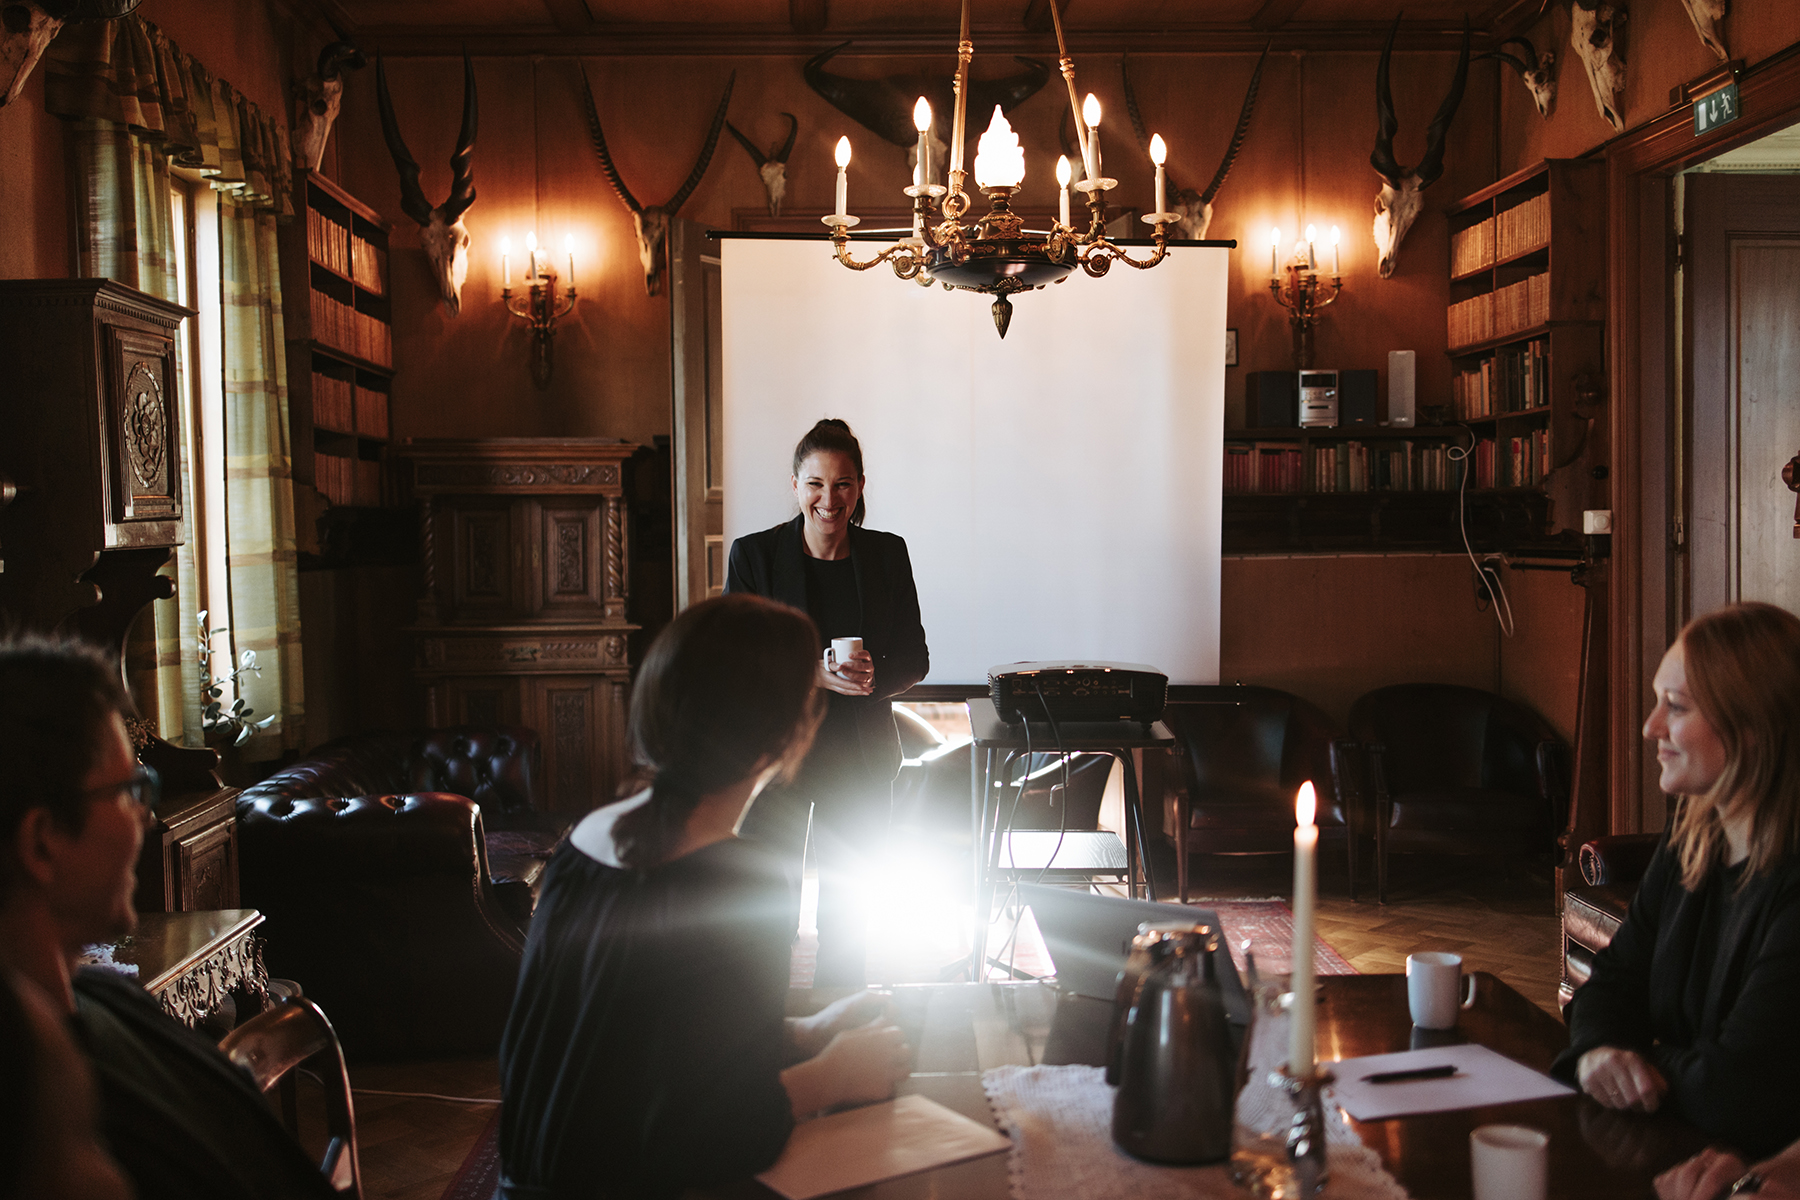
[135,786,240,912]
[397,439,640,813]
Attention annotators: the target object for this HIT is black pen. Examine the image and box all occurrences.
[1362,1065,1459,1084]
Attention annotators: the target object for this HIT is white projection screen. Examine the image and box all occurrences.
[720,238,1226,686]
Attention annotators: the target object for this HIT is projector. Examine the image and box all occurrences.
[988,661,1168,725]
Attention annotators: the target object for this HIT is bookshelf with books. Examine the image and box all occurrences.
[280,170,395,509]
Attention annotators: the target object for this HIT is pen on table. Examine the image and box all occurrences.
[1362,1065,1459,1084]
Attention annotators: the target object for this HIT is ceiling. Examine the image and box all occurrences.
[332,0,1537,56]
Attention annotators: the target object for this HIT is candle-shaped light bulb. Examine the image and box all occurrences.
[1331,224,1342,275]
[1270,227,1281,280]
[565,233,576,288]
[1305,223,1318,269]
[1149,133,1167,216]
[913,95,932,133]
[500,235,511,286]
[972,105,1025,190]
[1056,154,1072,227]
[1083,93,1103,177]
[834,135,852,218]
[1288,780,1320,1077]
[1083,92,1102,130]
[525,231,539,279]
[913,96,933,188]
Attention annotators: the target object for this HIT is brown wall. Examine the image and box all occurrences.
[0,67,69,281]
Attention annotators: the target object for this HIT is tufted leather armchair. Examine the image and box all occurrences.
[1346,684,1570,905]
[1560,832,1660,1008]
[236,726,561,1059]
[1161,687,1362,903]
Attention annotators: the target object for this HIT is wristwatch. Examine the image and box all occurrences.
[1727,1171,1765,1197]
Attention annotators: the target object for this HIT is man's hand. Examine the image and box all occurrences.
[818,648,874,697]
[789,991,887,1059]
[1577,1045,1669,1113]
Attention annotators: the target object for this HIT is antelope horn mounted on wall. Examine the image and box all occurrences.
[1479,36,1556,118]
[581,67,736,297]
[294,24,367,171]
[726,112,798,217]
[375,52,478,316]
[1569,0,1627,132]
[1370,15,1470,279]
[1680,0,1727,63]
[804,41,1050,175]
[0,0,143,108]
[1120,44,1270,239]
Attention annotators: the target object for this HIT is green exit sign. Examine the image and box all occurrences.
[1694,81,1741,134]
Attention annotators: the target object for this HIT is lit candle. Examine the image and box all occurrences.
[834,136,852,218]
[913,97,933,188]
[1083,93,1103,179]
[1270,227,1281,281]
[525,231,539,280]
[1149,134,1167,216]
[1288,781,1319,1078]
[1331,225,1342,276]
[500,235,510,286]
[565,234,576,289]
[972,105,1024,190]
[1305,224,1318,270]
[1056,154,1072,228]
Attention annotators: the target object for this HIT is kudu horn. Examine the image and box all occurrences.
[1369,15,1470,279]
[376,51,478,315]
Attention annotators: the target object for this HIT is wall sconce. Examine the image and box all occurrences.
[1268,224,1343,370]
[502,232,578,390]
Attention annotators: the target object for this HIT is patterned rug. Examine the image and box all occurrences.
[438,1111,501,1200]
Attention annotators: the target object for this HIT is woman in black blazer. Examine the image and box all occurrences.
[725,418,929,985]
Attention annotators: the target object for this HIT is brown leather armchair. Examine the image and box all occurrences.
[1347,684,1570,904]
[1161,687,1361,903]
[1560,832,1660,1008]
[236,726,561,1059]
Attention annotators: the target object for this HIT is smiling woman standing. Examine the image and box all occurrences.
[725,418,929,986]
[1553,601,1800,1160]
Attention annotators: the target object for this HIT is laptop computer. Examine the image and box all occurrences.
[1016,882,1250,1025]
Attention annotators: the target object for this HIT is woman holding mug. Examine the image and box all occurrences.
[726,418,930,986]
[1554,601,1800,1160]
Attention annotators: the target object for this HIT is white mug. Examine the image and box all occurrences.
[1470,1124,1548,1200]
[823,636,863,673]
[1406,951,1477,1029]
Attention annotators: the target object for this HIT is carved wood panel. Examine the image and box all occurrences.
[536,502,605,615]
[450,503,515,617]
[177,820,239,911]
[105,323,182,529]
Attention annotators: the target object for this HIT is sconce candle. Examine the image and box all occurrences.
[565,234,576,289]
[525,232,540,280]
[834,136,852,218]
[1056,154,1072,228]
[1288,781,1319,1077]
[500,236,511,287]
[1149,134,1167,216]
[1082,93,1103,179]
[1331,225,1342,276]
[1305,224,1318,270]
[1270,227,1281,281]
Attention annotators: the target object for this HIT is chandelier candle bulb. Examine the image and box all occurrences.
[913,97,933,187]
[1056,154,1072,227]
[834,136,851,218]
[1150,134,1167,217]
[1083,93,1103,178]
[1289,781,1319,1077]
[973,105,1024,190]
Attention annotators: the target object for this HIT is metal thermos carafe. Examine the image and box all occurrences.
[1110,925,1235,1164]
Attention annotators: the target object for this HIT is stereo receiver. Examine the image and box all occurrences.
[988,661,1168,725]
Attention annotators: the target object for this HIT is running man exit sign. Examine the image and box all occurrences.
[1694,81,1741,135]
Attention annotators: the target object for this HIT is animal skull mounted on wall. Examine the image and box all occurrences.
[581,67,735,297]
[1482,37,1557,118]
[1120,45,1270,240]
[1370,17,1471,279]
[1570,0,1627,132]
[1,0,140,108]
[727,113,798,217]
[376,53,479,316]
[294,33,366,171]
[1680,0,1727,62]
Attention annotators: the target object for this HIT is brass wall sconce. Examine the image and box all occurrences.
[501,233,577,390]
[1268,224,1343,369]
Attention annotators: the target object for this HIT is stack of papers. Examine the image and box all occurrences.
[756,1094,1010,1200]
[1323,1044,1574,1121]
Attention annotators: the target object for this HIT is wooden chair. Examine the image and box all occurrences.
[218,996,362,1198]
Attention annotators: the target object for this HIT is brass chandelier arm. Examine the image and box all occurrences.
[830,236,925,277]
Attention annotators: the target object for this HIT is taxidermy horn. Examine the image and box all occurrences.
[727,112,798,217]
[1570,0,1627,132]
[1479,36,1556,118]
[376,51,478,316]
[1,0,141,108]
[581,66,735,297]
[1679,0,1727,62]
[293,24,366,170]
[1120,44,1270,239]
[1369,14,1470,279]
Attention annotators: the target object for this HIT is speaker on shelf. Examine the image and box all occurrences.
[1246,370,1298,427]
[1340,369,1378,426]
[1388,350,1416,427]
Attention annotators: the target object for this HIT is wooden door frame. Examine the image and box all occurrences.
[1607,44,1800,832]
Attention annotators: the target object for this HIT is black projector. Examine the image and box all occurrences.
[988,661,1168,725]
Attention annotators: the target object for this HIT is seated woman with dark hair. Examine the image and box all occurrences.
[1555,601,1800,1160]
[498,594,912,1200]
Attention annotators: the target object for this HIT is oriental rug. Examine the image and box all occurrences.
[438,1111,501,1200]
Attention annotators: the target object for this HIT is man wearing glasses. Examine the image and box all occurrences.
[0,633,333,1200]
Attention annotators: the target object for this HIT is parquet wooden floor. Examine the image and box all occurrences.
[346,849,1563,1198]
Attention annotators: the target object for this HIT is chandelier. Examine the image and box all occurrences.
[822,0,1177,338]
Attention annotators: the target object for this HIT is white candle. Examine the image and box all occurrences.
[1149,134,1167,215]
[525,232,539,280]
[565,234,576,289]
[1081,93,1102,181]
[913,97,933,188]
[1331,225,1342,276]
[1056,154,1072,227]
[500,236,510,287]
[1270,227,1281,281]
[834,136,851,218]
[1288,781,1319,1077]
[1305,224,1318,270]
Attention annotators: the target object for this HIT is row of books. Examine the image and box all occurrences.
[1449,192,1550,275]
[315,453,382,507]
[1452,339,1550,419]
[309,373,390,438]
[1462,432,1551,489]
[349,235,387,295]
[1447,274,1549,348]
[309,293,393,366]
[1226,441,1463,494]
[306,209,387,293]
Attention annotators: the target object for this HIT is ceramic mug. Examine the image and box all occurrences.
[1406,951,1477,1029]
[823,636,863,673]
[1470,1124,1548,1200]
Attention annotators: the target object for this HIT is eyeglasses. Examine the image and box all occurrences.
[83,765,161,811]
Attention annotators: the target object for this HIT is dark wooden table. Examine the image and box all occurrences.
[775,972,1710,1200]
[83,909,268,1029]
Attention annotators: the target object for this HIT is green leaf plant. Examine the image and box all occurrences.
[196,609,277,747]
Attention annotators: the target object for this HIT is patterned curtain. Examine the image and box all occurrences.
[45,15,298,752]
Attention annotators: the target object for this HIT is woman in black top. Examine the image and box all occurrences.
[498,595,912,1200]
[725,419,929,986]
[1555,602,1800,1162]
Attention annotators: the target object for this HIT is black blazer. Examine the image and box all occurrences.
[725,515,929,781]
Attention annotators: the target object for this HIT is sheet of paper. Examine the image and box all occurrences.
[1323,1043,1575,1121]
[756,1093,1011,1200]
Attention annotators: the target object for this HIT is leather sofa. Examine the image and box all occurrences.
[1560,832,1660,1008]
[236,726,564,1059]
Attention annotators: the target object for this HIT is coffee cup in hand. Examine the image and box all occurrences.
[1407,951,1478,1030]
[823,636,864,673]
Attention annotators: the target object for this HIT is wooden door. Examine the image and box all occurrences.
[1685,175,1800,614]
[670,219,726,609]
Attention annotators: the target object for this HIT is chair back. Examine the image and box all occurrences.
[1348,684,1554,799]
[1164,686,1343,824]
[219,996,362,1197]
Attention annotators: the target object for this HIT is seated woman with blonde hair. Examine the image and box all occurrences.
[1555,601,1800,1163]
